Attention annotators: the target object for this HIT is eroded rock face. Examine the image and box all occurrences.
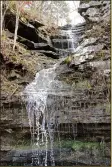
[4,11,59,59]
[0,48,58,156]
[79,1,102,14]
[79,0,110,23]
[4,12,46,43]
[1,144,111,166]
[53,0,110,143]
[1,1,110,165]
[51,22,86,56]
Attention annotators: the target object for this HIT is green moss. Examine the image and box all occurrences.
[104,103,110,112]
[95,102,110,112]
[14,140,32,150]
[54,140,100,151]
[96,50,105,59]
[56,140,74,148]
[75,80,92,90]
[20,17,28,24]
[63,56,72,65]
[72,141,99,151]
[12,138,105,153]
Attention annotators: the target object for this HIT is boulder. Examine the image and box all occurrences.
[78,1,102,14]
[78,3,90,14]
[84,8,99,17]
[82,7,101,23]
[73,37,104,58]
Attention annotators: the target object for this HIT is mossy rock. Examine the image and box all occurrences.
[75,80,92,90]
[53,140,101,152]
[72,141,99,151]
[63,56,73,65]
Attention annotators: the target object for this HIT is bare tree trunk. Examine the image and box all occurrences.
[13,1,25,51]
[48,1,52,26]
[1,1,3,36]
[39,1,44,20]
[13,9,20,51]
[2,2,10,32]
[57,12,59,26]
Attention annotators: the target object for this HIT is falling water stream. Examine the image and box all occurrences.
[53,28,81,56]
[24,61,61,166]
[23,27,78,166]
[0,1,110,166]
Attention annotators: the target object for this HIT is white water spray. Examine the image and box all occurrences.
[24,63,60,166]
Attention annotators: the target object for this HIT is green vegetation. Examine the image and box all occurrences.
[63,56,73,65]
[95,102,110,112]
[104,103,110,112]
[75,80,92,90]
[55,140,100,151]
[95,50,105,60]
[13,139,101,152]
[72,141,99,150]
[14,138,31,150]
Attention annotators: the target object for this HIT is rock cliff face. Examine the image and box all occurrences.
[48,0,110,140]
[51,23,86,56]
[1,10,59,160]
[4,11,59,58]
[46,1,110,164]
[0,1,110,166]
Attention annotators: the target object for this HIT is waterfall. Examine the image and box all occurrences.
[24,62,59,166]
[52,25,84,56]
[67,29,76,53]
[23,58,72,166]
[23,24,85,166]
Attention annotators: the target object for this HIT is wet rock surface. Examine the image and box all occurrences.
[51,22,85,56]
[53,1,110,163]
[1,1,110,166]
[1,143,110,166]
